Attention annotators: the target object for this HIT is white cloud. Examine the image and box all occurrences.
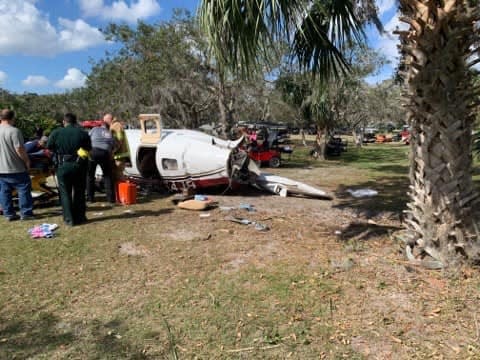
[0,71,7,84]
[57,18,106,52]
[364,6,407,84]
[374,12,408,64]
[0,0,106,56]
[376,0,396,17]
[79,0,161,23]
[22,75,50,87]
[55,68,87,89]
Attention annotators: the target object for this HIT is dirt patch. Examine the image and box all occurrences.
[118,242,150,257]
[164,228,206,242]
[350,335,394,359]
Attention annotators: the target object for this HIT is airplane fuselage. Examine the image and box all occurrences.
[124,128,244,191]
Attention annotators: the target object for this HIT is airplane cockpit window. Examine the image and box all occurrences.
[162,158,178,170]
[144,119,158,134]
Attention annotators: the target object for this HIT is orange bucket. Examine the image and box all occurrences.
[117,181,137,205]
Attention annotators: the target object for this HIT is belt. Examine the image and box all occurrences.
[56,154,78,165]
[59,154,78,162]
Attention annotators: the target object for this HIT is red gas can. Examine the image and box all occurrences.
[117,181,137,205]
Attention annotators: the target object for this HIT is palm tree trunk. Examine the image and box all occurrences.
[300,128,307,147]
[314,127,327,160]
[218,71,233,139]
[399,0,480,265]
[352,129,362,147]
[218,77,228,138]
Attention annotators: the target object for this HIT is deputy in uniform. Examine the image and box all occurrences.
[47,113,91,226]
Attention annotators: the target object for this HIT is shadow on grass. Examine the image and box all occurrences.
[0,313,73,359]
[0,313,150,359]
[276,159,315,168]
[276,146,316,169]
[334,176,409,218]
[89,319,150,360]
[370,164,410,175]
[87,208,174,224]
[338,222,402,242]
[30,209,63,220]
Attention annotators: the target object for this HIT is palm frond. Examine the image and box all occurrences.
[292,0,365,80]
[198,0,365,81]
[199,0,304,74]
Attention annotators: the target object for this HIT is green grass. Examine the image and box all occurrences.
[0,197,361,359]
[149,265,341,357]
[313,143,411,215]
[339,143,409,176]
[3,142,480,359]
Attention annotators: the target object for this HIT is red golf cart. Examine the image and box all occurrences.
[246,129,293,168]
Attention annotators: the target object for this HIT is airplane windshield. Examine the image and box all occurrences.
[144,120,158,134]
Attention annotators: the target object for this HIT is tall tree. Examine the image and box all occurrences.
[276,71,313,128]
[276,44,386,153]
[320,45,387,148]
[88,11,218,126]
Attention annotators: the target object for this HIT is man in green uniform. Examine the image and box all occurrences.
[47,113,91,226]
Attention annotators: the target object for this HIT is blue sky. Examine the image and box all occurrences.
[0,0,401,94]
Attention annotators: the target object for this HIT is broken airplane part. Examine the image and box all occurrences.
[120,114,332,200]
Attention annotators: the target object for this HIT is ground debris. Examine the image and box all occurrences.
[225,216,270,231]
[330,258,355,272]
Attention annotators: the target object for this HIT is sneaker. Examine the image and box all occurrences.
[6,215,20,221]
[21,215,35,221]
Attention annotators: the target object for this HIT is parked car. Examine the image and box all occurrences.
[375,134,392,143]
[363,133,377,143]
[326,136,347,156]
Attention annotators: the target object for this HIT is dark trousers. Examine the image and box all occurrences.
[56,161,87,225]
[87,148,115,203]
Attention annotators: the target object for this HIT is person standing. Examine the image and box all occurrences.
[47,113,91,226]
[103,113,128,182]
[87,122,115,203]
[0,109,34,221]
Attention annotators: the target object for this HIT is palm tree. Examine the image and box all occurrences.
[396,0,480,266]
[199,0,480,266]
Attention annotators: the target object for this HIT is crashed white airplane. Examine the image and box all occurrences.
[121,114,332,199]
